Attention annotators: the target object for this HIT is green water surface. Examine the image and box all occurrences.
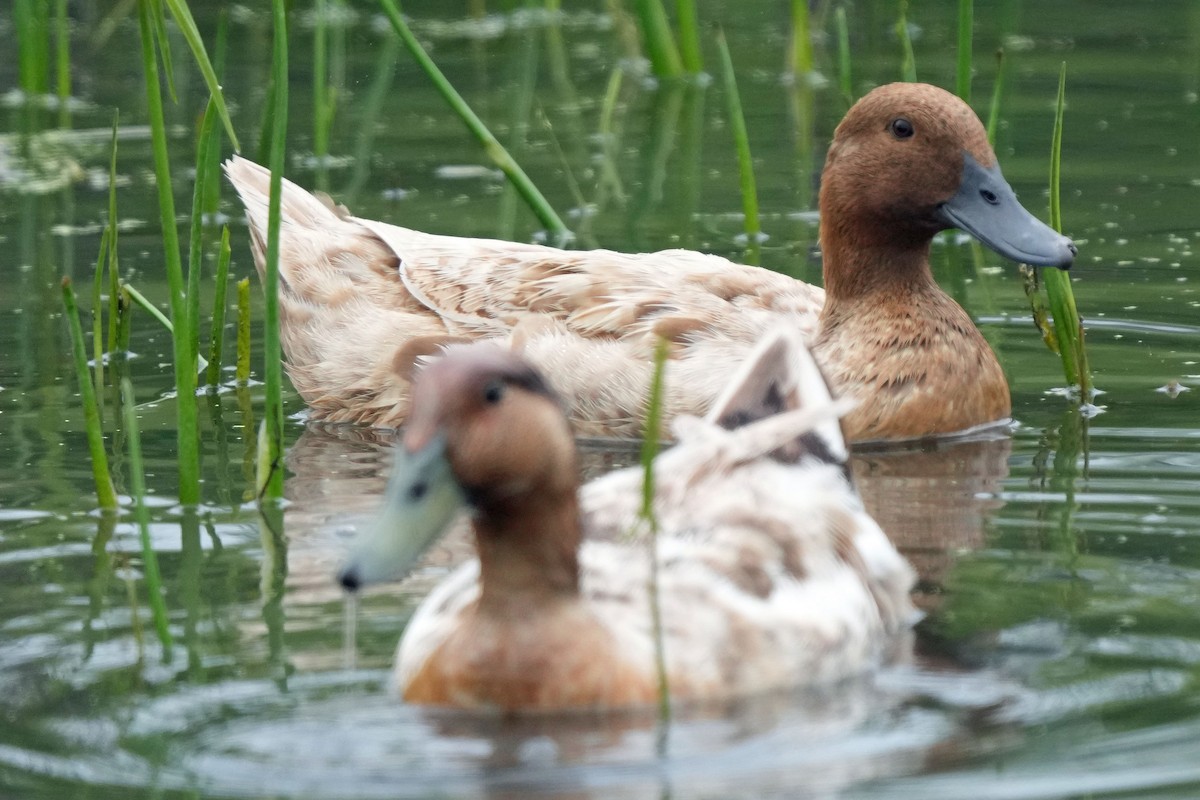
[2,1,1200,798]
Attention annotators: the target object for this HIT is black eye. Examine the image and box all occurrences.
[888,118,914,139]
[408,481,427,501]
[483,381,505,405]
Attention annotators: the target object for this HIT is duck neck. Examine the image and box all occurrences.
[470,487,582,613]
[820,230,941,313]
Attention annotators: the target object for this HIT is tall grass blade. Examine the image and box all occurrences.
[835,6,853,105]
[632,0,684,78]
[62,278,119,511]
[207,227,232,388]
[676,0,702,74]
[985,48,1005,146]
[1042,62,1092,397]
[55,0,71,127]
[377,0,569,238]
[137,0,201,506]
[791,0,814,79]
[716,31,761,248]
[956,0,973,101]
[236,277,252,385]
[638,337,672,729]
[162,0,241,150]
[897,0,917,82]
[120,377,175,656]
[259,0,291,501]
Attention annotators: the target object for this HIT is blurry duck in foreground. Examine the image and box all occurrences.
[338,329,916,712]
[225,81,1076,444]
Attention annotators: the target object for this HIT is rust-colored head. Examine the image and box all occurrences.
[405,345,575,508]
[819,82,1075,295]
[821,82,994,248]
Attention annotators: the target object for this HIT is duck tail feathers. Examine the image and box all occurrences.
[704,326,850,467]
[222,155,345,278]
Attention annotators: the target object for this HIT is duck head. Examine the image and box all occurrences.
[338,346,576,590]
[819,82,1076,287]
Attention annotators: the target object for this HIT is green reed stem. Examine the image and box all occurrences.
[956,0,973,102]
[105,113,122,354]
[638,337,671,727]
[90,227,111,401]
[137,0,201,506]
[236,278,251,385]
[314,0,333,168]
[188,99,220,376]
[120,377,175,656]
[15,0,49,96]
[835,6,853,105]
[633,0,684,78]
[123,283,173,333]
[260,0,290,501]
[148,0,177,102]
[378,0,569,237]
[1042,63,1091,397]
[207,227,232,388]
[791,0,814,79]
[55,0,71,127]
[898,0,917,82]
[116,288,135,355]
[985,48,1005,146]
[62,279,119,511]
[162,0,241,150]
[716,31,761,243]
[676,0,702,74]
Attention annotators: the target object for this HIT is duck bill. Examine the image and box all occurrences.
[936,152,1076,269]
[338,434,466,591]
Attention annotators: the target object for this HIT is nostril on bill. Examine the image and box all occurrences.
[980,189,999,205]
[339,567,361,592]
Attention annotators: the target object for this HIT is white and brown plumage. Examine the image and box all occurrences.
[225,82,1075,442]
[338,329,916,711]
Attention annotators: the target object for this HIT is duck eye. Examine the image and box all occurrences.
[408,481,428,501]
[483,381,505,405]
[888,118,914,139]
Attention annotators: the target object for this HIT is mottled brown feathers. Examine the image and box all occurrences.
[225,81,1025,442]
